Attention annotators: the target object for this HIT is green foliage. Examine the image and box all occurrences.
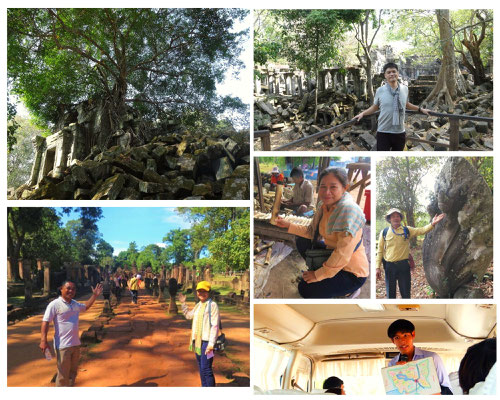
[8,8,248,127]
[385,10,439,58]
[267,10,364,72]
[136,244,163,271]
[7,207,104,274]
[163,229,194,265]
[376,157,444,227]
[7,116,49,188]
[175,208,250,272]
[465,157,493,191]
[7,94,20,151]
[96,239,114,267]
[208,211,250,273]
[386,9,493,68]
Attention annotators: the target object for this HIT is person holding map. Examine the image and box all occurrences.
[387,319,453,394]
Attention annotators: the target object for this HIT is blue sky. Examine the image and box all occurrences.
[57,207,192,256]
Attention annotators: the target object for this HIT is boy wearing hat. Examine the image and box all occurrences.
[376,208,445,298]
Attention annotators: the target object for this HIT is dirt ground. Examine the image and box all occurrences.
[375,247,494,299]
[7,289,249,387]
[257,224,371,299]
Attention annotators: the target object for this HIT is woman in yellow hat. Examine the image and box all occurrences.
[178,281,219,386]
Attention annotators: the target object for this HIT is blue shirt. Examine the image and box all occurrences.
[389,346,452,390]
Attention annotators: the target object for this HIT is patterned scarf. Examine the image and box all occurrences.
[190,301,208,355]
[325,192,366,237]
[387,83,402,126]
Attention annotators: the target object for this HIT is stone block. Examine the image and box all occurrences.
[139,181,165,194]
[222,178,249,200]
[474,121,489,134]
[213,157,234,181]
[92,174,126,200]
[359,133,377,150]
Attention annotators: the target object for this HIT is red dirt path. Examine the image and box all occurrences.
[7,289,249,387]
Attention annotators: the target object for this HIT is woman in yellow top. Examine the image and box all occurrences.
[179,281,219,386]
[276,167,369,298]
[376,208,445,298]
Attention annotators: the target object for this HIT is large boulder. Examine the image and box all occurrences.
[422,158,493,298]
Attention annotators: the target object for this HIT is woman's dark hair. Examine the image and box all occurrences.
[387,319,415,339]
[318,167,348,188]
[323,376,343,390]
[458,338,496,394]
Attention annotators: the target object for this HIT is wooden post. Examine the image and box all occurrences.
[254,157,265,211]
[269,183,284,225]
[261,132,271,151]
[448,118,460,151]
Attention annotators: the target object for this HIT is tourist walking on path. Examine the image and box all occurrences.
[39,280,103,386]
[376,208,445,298]
[354,62,432,151]
[129,274,141,304]
[179,281,220,387]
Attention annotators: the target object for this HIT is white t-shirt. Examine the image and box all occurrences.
[43,296,87,349]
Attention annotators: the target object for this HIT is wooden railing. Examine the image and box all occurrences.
[254,110,493,151]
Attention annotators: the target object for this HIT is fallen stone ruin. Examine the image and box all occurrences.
[254,81,493,151]
[9,99,250,200]
[422,158,493,298]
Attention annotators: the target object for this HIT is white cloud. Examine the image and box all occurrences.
[113,247,126,256]
[156,243,167,248]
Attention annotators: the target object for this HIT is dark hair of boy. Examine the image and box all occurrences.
[387,319,415,339]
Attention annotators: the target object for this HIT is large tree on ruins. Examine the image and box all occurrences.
[453,10,493,85]
[423,10,464,108]
[269,10,363,123]
[7,8,248,139]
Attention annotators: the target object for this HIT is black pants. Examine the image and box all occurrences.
[384,259,411,298]
[296,236,366,298]
[377,131,406,151]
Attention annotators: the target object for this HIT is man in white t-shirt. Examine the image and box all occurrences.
[40,280,102,386]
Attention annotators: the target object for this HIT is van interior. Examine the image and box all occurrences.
[253,304,496,395]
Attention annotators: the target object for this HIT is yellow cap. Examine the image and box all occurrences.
[196,281,211,291]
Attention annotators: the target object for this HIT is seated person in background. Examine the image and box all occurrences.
[387,319,453,395]
[270,166,285,190]
[323,376,345,395]
[281,167,314,216]
[459,337,496,395]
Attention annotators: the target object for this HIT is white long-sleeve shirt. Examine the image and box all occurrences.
[182,299,220,347]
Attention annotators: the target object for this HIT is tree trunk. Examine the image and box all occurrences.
[313,29,319,123]
[423,10,459,109]
[462,40,488,85]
